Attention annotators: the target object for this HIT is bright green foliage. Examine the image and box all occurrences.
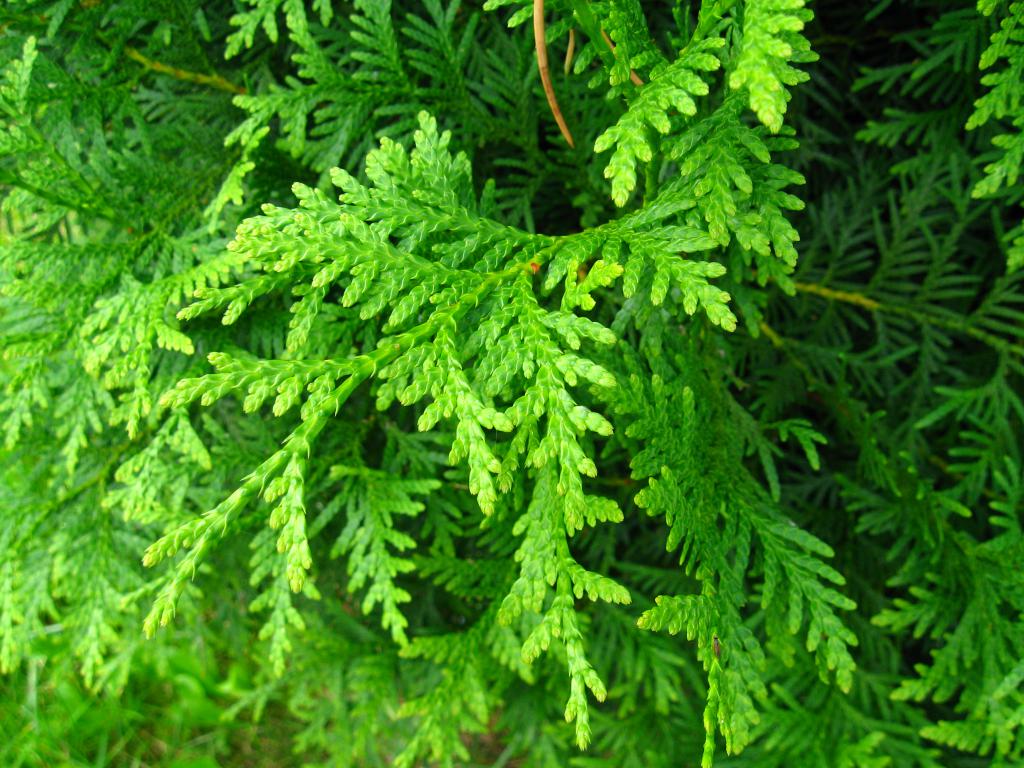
[1,1,1023,767]
[729,0,817,133]
[595,36,723,205]
[968,0,1024,269]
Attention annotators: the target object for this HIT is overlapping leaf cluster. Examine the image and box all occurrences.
[1,1,1022,767]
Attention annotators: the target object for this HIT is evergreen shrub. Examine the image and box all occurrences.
[1,1,1022,765]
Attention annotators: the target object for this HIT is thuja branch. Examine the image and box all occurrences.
[141,263,525,633]
[15,443,131,549]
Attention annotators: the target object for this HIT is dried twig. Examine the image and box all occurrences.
[534,5,645,147]
[564,28,576,75]
[534,0,575,147]
[600,29,644,86]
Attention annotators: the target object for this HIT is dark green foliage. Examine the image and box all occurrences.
[1,1,1022,766]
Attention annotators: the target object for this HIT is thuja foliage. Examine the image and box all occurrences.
[1,0,1023,766]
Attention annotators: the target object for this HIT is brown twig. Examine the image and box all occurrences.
[564,28,576,75]
[534,0,575,147]
[600,29,644,86]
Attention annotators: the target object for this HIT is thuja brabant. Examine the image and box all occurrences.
[1,2,1022,767]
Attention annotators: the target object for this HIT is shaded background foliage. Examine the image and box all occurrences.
[1,1,1022,766]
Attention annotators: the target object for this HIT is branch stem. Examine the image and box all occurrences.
[124,47,246,95]
[794,281,1024,360]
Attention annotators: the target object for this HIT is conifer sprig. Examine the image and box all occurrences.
[2,1,1024,765]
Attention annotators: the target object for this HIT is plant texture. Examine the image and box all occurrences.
[1,1,1022,766]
